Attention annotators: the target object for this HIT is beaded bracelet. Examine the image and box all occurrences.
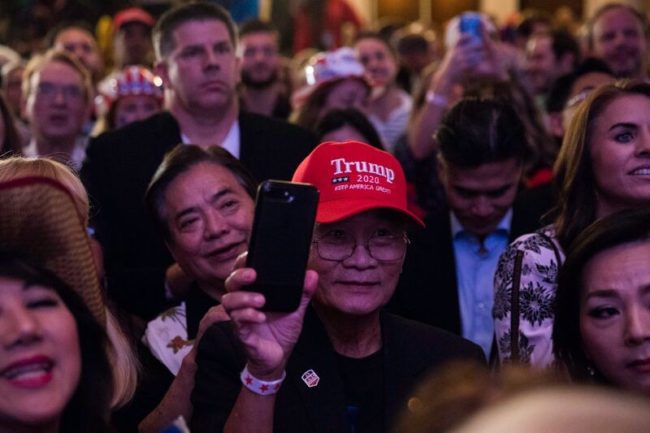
[240,365,286,396]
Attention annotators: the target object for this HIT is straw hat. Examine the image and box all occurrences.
[0,177,105,323]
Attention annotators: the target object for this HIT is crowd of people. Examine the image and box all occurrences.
[0,1,650,433]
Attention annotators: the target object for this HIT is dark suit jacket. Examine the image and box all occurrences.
[190,307,484,433]
[81,111,317,319]
[388,186,551,335]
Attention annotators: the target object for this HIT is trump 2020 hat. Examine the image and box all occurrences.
[292,141,424,227]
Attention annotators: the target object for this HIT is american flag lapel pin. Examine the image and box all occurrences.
[301,369,320,388]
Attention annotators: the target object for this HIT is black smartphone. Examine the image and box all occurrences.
[245,180,319,312]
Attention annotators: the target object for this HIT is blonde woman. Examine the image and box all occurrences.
[0,156,138,410]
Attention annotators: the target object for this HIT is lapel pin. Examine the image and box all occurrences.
[301,369,320,388]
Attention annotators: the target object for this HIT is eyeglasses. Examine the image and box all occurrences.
[312,230,409,262]
[36,82,84,102]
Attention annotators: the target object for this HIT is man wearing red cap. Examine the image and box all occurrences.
[190,141,484,433]
[112,7,156,69]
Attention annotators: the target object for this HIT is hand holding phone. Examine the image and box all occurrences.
[458,12,490,71]
[459,13,483,43]
[244,180,319,312]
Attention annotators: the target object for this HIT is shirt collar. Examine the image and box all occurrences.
[23,137,87,172]
[180,120,240,158]
[450,208,513,238]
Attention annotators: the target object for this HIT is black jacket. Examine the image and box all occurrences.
[81,111,317,319]
[190,307,484,433]
[388,185,552,335]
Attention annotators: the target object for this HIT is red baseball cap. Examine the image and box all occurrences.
[114,7,155,31]
[292,141,424,227]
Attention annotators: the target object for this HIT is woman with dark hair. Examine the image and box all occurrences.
[0,93,23,157]
[0,254,113,433]
[315,107,384,150]
[493,81,650,367]
[553,207,650,395]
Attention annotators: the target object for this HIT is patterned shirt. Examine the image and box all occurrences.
[142,303,193,376]
[492,225,564,367]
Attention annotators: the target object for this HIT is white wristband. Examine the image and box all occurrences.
[240,365,286,395]
[425,90,449,108]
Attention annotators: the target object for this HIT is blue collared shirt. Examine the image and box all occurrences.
[450,210,512,357]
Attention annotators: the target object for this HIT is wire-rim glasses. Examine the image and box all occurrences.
[312,230,409,262]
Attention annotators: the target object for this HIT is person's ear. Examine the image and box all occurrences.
[547,111,565,139]
[154,60,171,89]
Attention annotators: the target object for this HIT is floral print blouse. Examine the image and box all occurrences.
[142,303,193,376]
[492,225,565,368]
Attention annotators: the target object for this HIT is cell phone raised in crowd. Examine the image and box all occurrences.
[244,180,319,312]
[459,12,482,42]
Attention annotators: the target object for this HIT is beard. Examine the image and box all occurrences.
[241,68,278,89]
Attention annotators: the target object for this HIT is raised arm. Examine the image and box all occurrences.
[408,29,513,161]
[221,264,318,433]
[407,33,482,160]
[139,305,229,433]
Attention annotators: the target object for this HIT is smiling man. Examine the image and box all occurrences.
[523,30,579,103]
[390,99,544,357]
[143,144,256,375]
[81,2,316,320]
[190,140,484,433]
[134,144,257,433]
[587,3,648,80]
